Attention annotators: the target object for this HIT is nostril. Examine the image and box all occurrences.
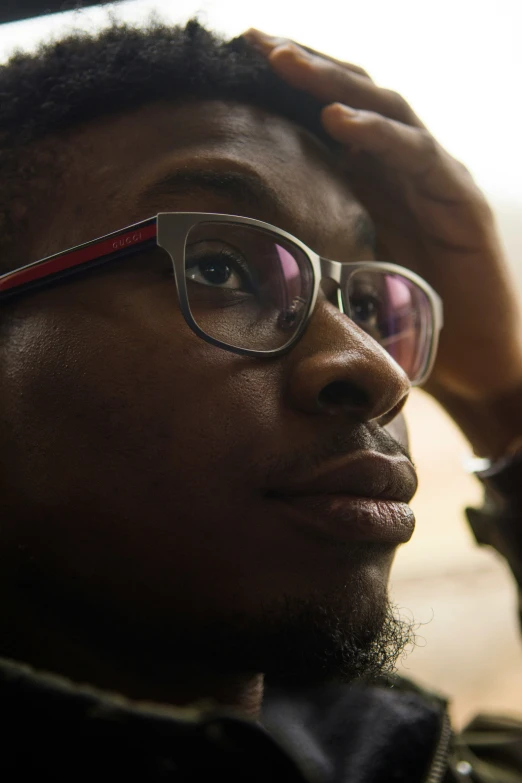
[318,380,370,412]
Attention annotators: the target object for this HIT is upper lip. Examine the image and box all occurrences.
[267,451,417,504]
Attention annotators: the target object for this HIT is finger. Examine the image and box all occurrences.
[268,44,426,129]
[242,29,371,78]
[322,103,467,198]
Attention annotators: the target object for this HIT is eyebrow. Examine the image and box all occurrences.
[138,168,284,213]
[138,167,377,252]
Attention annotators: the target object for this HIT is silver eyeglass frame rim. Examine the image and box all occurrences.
[0,211,443,387]
[157,212,444,387]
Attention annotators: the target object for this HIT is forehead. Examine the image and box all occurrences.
[43,99,370,258]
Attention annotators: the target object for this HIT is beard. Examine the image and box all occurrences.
[163,563,416,689]
[258,593,415,687]
[49,570,413,695]
[200,592,415,689]
[9,533,415,697]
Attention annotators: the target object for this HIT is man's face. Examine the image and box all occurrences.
[0,99,415,684]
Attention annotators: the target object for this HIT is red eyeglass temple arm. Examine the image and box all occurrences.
[0,217,158,298]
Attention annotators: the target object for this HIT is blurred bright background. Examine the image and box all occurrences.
[1,0,521,727]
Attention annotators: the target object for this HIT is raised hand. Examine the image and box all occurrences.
[244,30,522,457]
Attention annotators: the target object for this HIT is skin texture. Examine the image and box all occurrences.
[0,99,414,719]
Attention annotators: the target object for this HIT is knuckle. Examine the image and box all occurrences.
[352,64,370,79]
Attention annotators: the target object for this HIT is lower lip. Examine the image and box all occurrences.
[269,495,415,545]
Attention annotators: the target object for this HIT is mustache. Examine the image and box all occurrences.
[264,422,414,487]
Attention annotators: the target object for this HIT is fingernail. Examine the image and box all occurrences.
[283,42,313,58]
[243,29,289,49]
[333,103,358,118]
[244,29,283,42]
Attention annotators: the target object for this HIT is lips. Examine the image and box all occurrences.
[267,451,417,504]
[266,451,417,545]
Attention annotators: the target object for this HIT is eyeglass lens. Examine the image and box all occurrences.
[345,270,433,382]
[184,221,432,381]
[184,222,313,351]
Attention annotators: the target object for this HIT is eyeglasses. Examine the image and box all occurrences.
[0,212,443,385]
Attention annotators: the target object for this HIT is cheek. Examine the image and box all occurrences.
[18,331,238,453]
[0,301,281,540]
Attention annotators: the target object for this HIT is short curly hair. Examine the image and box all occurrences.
[0,18,335,275]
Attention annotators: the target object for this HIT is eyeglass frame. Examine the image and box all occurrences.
[0,211,444,385]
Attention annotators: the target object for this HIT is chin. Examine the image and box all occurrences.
[172,568,414,687]
[256,582,407,686]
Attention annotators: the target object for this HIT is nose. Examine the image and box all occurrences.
[285,297,410,423]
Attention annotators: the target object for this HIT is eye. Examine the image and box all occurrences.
[185,242,255,293]
[352,295,381,328]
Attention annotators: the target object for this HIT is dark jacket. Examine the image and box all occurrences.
[1,471,521,782]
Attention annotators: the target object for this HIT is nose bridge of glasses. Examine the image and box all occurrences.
[317,257,345,312]
[319,257,343,285]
